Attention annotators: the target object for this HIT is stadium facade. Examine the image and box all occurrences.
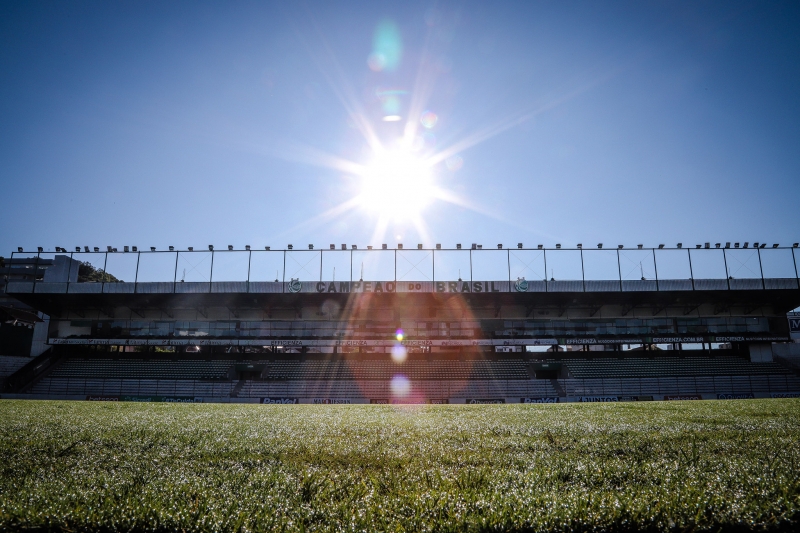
[2,243,800,403]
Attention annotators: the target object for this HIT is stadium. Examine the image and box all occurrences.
[3,242,799,404]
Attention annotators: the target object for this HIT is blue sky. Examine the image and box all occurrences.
[1,1,798,257]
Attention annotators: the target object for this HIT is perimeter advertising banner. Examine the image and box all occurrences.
[466,399,505,404]
[87,395,203,403]
[521,397,559,403]
[261,398,299,404]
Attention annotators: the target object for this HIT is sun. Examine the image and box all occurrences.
[358,148,436,220]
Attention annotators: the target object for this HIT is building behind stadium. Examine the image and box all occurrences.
[2,241,800,403]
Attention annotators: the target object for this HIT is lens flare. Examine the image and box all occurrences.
[395,329,404,341]
[367,52,387,72]
[445,155,463,171]
[420,110,438,129]
[390,374,411,397]
[372,20,403,72]
[391,344,407,363]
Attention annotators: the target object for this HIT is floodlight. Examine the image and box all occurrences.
[753,242,759,248]
[537,244,543,249]
[436,244,442,250]
[265,246,271,250]
[367,246,373,250]
[132,246,137,252]
[308,244,313,250]
[517,243,523,249]
[112,248,118,253]
[772,244,778,248]
[169,246,174,251]
[760,243,766,248]
[84,246,89,252]
[743,242,749,248]
[107,246,113,252]
[658,244,664,249]
[556,244,561,249]
[94,247,100,252]
[418,244,423,249]
[287,244,292,250]
[124,246,129,252]
[470,243,476,250]
[696,245,701,249]
[638,244,643,249]
[245,245,250,251]
[456,244,461,249]
[382,244,387,250]
[618,245,623,249]
[497,244,502,249]
[715,243,720,248]
[188,247,193,251]
[725,243,730,248]
[330,244,335,250]
[17,247,22,252]
[209,245,214,251]
[398,243,403,249]
[477,244,483,249]
[352,245,357,250]
[577,244,582,249]
[75,247,81,252]
[228,245,234,251]
[735,243,740,248]
[704,243,710,249]
[677,243,682,248]
[37,247,43,252]
[341,244,346,250]
[598,243,603,249]
[794,243,799,247]
[151,247,156,251]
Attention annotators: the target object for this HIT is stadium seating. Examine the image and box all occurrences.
[0,355,31,378]
[556,356,791,379]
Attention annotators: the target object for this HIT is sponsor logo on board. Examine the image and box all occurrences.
[514,278,529,292]
[579,396,619,402]
[370,399,389,404]
[716,393,755,400]
[466,399,505,404]
[287,278,302,293]
[118,396,203,403]
[313,399,352,404]
[619,395,654,402]
[261,398,299,404]
[86,395,119,401]
[427,399,449,404]
[771,392,800,398]
[522,397,558,403]
[664,395,702,401]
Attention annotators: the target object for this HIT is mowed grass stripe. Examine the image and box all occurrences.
[0,399,798,532]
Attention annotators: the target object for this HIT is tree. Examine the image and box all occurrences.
[77,261,122,283]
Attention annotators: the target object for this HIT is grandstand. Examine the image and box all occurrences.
[2,244,800,402]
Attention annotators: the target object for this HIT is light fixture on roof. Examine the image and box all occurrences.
[456,244,461,249]
[367,246,373,250]
[772,244,778,248]
[597,243,603,249]
[497,244,503,249]
[352,244,357,249]
[75,247,81,252]
[517,243,523,249]
[287,244,293,250]
[556,244,561,249]
[735,243,740,248]
[169,246,175,251]
[397,243,403,249]
[208,245,214,251]
[228,245,234,251]
[37,247,43,252]
[151,247,156,252]
[107,246,113,252]
[725,243,730,248]
[308,244,313,250]
[132,246,137,252]
[577,244,582,249]
[436,244,442,249]
[382,244,387,250]
[715,243,720,248]
[265,246,271,250]
[538,244,543,249]
[123,246,129,252]
[677,243,682,248]
[94,247,100,252]
[753,242,759,248]
[637,244,643,249]
[743,242,749,248]
[658,244,664,249]
[17,247,22,252]
[695,244,701,249]
[704,243,710,249]
[760,243,766,248]
[618,245,624,249]
[245,245,250,251]
[188,247,193,251]
[418,244,423,249]
[794,243,799,247]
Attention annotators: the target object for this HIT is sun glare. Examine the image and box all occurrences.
[358,148,435,220]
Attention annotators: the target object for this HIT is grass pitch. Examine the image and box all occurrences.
[0,400,798,532]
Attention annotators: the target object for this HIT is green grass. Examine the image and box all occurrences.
[0,400,799,532]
